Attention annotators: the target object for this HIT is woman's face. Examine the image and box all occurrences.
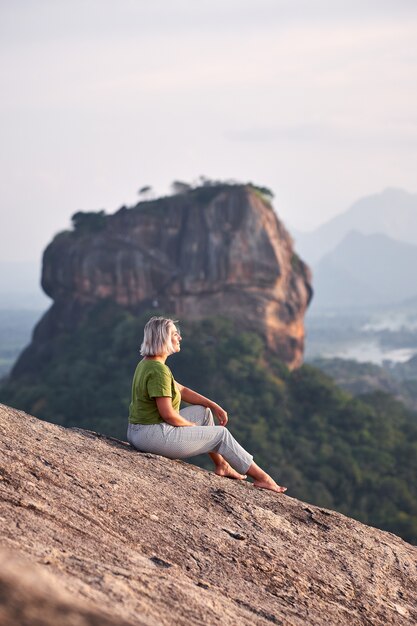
[170,325,182,353]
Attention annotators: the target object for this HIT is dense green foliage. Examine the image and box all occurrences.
[134,178,274,206]
[71,210,107,234]
[311,357,417,412]
[1,304,417,544]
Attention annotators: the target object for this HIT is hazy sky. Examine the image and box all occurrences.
[1,0,417,263]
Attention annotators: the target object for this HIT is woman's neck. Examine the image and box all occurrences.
[144,354,168,364]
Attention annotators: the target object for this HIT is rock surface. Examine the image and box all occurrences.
[13,185,312,374]
[0,548,134,626]
[1,403,416,625]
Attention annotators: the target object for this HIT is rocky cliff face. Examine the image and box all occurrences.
[15,184,311,375]
[1,403,416,626]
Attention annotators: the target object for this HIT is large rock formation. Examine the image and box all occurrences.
[1,403,416,626]
[14,184,311,375]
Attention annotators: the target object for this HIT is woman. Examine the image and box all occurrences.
[127,316,287,493]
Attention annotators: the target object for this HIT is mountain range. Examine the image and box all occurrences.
[312,230,417,309]
[291,188,417,310]
[293,188,417,265]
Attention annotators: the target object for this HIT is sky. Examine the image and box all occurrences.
[1,0,417,263]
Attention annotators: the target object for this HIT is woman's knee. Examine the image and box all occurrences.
[179,405,213,426]
[204,407,215,426]
[219,426,232,440]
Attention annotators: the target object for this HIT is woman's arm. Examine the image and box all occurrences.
[175,383,228,426]
[155,396,196,427]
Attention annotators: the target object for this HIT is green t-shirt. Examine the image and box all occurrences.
[128,359,181,425]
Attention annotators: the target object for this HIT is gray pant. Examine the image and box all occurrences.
[127,405,253,475]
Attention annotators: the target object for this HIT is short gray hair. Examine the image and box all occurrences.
[140,316,178,357]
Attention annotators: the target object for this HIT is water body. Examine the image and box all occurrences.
[362,312,417,333]
[315,341,417,365]
[306,308,417,365]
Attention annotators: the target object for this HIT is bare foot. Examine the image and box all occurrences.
[253,479,287,493]
[215,462,247,480]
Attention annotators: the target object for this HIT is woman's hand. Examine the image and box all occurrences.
[213,404,228,426]
[175,382,229,426]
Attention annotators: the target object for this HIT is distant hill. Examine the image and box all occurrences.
[294,188,417,264]
[312,230,417,309]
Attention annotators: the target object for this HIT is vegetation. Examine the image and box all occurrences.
[71,211,107,235]
[312,357,417,412]
[1,304,417,544]
[137,186,154,201]
[291,252,303,272]
[187,183,238,205]
[0,310,42,378]
[134,178,275,205]
[171,180,192,195]
[183,179,274,206]
[246,182,274,203]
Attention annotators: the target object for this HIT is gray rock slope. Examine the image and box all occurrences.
[1,403,416,625]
